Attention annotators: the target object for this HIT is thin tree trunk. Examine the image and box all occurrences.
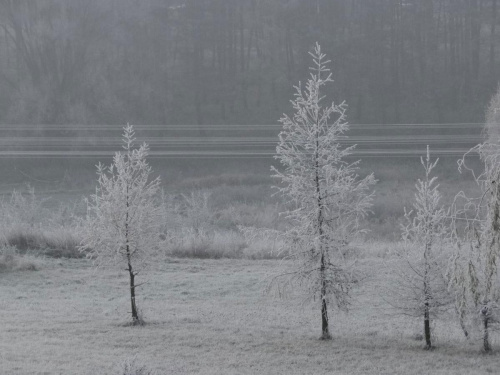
[457,303,469,338]
[423,241,432,349]
[125,180,139,323]
[315,89,330,340]
[320,252,330,339]
[483,316,491,352]
[317,158,330,340]
[128,258,139,323]
[424,301,431,349]
[422,168,433,350]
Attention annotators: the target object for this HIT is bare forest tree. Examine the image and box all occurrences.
[79,124,163,324]
[388,146,452,350]
[271,43,375,340]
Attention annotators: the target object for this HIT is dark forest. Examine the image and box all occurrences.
[0,0,497,132]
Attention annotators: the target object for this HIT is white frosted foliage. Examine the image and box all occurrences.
[449,112,500,350]
[390,147,451,349]
[271,43,375,339]
[79,124,162,323]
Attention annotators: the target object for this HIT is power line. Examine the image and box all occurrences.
[0,123,491,130]
[0,123,489,158]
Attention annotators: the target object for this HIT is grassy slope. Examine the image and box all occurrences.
[1,256,498,375]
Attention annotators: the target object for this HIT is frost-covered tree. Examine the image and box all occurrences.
[449,92,500,351]
[80,124,162,324]
[389,146,451,350]
[449,149,500,351]
[271,43,375,340]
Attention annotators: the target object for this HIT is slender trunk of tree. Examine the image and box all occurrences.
[127,254,139,322]
[424,301,431,349]
[315,98,330,340]
[125,181,139,323]
[320,252,330,339]
[423,243,432,349]
[483,315,491,352]
[423,169,432,349]
[317,155,330,340]
[457,302,469,338]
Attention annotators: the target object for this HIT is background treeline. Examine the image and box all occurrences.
[0,0,499,132]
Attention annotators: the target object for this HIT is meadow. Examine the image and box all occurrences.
[0,156,496,374]
[2,251,499,374]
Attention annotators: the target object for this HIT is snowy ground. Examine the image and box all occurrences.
[1,255,499,375]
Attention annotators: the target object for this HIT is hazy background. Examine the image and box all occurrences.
[0,0,498,127]
[0,0,494,239]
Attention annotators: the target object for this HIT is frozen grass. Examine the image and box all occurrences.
[0,246,39,272]
[167,228,247,259]
[1,253,499,374]
[0,166,479,261]
[120,356,157,375]
[161,188,284,260]
[4,226,83,258]
[0,185,83,258]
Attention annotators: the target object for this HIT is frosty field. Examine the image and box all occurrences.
[1,253,499,375]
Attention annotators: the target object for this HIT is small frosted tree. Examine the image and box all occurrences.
[271,43,375,340]
[80,124,162,324]
[389,146,451,350]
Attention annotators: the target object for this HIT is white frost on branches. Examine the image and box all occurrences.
[389,147,451,349]
[271,42,375,339]
[80,124,162,266]
[449,100,500,350]
[79,124,162,323]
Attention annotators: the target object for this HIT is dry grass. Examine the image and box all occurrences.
[0,246,39,272]
[4,226,83,258]
[167,229,247,259]
[0,185,83,258]
[0,253,499,374]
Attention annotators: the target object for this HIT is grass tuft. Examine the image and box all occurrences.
[120,357,156,375]
[0,246,38,272]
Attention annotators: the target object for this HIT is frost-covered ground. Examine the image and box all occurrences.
[1,254,499,375]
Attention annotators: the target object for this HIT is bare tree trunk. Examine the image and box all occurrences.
[125,182,139,324]
[320,252,331,339]
[483,316,491,352]
[315,103,330,340]
[422,184,433,350]
[423,255,431,349]
[457,303,469,339]
[424,301,431,349]
[127,257,139,323]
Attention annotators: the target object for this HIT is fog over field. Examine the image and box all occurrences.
[2,1,500,375]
